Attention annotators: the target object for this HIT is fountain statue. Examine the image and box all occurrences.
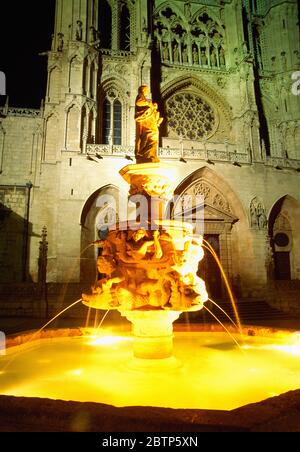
[82,85,208,360]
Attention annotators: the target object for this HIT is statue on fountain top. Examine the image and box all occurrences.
[135,85,163,164]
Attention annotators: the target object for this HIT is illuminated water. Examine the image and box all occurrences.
[1,330,299,410]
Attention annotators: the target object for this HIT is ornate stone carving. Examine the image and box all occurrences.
[154,6,226,70]
[57,33,64,52]
[166,92,215,140]
[193,182,210,199]
[82,223,207,312]
[250,197,267,229]
[213,193,231,213]
[120,162,177,199]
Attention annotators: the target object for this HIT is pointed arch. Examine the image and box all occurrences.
[174,166,245,220]
[120,3,131,51]
[162,75,232,123]
[98,0,112,49]
[44,114,59,161]
[98,78,129,145]
[268,195,300,280]
[48,66,60,103]
[80,184,121,282]
[66,104,80,150]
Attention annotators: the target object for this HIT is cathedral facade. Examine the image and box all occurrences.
[0,0,299,309]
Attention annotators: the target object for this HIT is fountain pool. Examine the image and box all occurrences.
[1,326,299,412]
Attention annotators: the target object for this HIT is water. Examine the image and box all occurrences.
[1,331,299,410]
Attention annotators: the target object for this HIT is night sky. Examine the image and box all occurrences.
[0,1,55,108]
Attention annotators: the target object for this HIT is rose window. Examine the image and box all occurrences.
[166,92,215,140]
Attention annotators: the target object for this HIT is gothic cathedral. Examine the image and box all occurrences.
[0,0,299,313]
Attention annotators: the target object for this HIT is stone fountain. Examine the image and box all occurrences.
[82,85,208,360]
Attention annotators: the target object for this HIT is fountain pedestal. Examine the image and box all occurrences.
[121,310,180,359]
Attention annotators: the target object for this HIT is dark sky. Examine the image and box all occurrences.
[0,0,56,108]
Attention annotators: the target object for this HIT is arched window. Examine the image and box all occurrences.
[102,95,122,145]
[113,100,122,144]
[98,0,112,48]
[103,99,111,144]
[120,4,130,51]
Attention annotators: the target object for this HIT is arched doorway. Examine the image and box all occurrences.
[80,185,121,282]
[173,167,240,300]
[268,195,300,281]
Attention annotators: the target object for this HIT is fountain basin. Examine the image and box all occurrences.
[1,324,299,428]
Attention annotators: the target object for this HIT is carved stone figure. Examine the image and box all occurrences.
[162,42,169,61]
[250,202,258,228]
[193,47,198,64]
[201,50,207,65]
[134,85,163,164]
[219,47,225,66]
[182,46,188,64]
[250,198,267,229]
[76,20,83,41]
[57,33,64,52]
[257,203,267,229]
[210,48,217,67]
[82,225,208,312]
[89,26,96,44]
[173,44,179,63]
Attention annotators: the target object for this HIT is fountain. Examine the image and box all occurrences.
[0,86,300,432]
[82,84,208,363]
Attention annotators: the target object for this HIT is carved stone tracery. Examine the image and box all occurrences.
[166,91,215,140]
[154,5,226,69]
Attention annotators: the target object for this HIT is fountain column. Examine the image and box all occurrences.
[121,310,180,359]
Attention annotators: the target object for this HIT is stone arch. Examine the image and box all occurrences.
[162,75,231,124]
[48,66,60,102]
[154,1,187,28]
[66,104,80,150]
[191,7,224,30]
[69,55,80,93]
[43,113,59,161]
[173,166,252,299]
[161,75,232,142]
[80,184,121,282]
[268,195,300,280]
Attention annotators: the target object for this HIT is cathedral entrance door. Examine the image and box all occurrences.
[274,251,291,280]
[198,234,222,299]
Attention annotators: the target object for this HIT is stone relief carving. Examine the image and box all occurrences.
[213,193,231,213]
[193,182,210,199]
[250,197,267,229]
[57,33,64,52]
[181,180,231,214]
[76,20,83,41]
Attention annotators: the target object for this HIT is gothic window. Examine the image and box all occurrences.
[102,93,122,145]
[90,62,95,98]
[165,92,215,140]
[113,100,122,145]
[120,3,130,51]
[98,0,112,48]
[103,99,111,144]
[153,6,225,68]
